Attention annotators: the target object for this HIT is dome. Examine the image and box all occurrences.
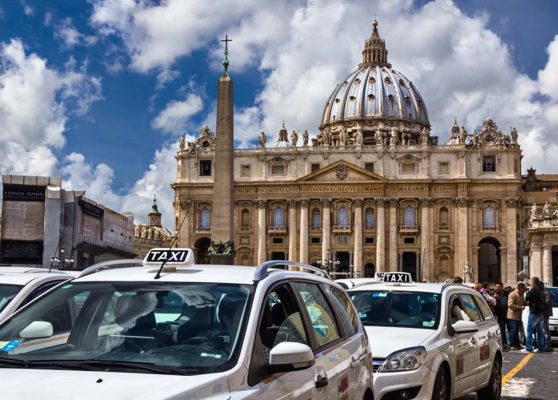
[319,21,430,146]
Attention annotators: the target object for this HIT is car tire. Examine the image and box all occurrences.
[477,357,502,400]
[431,365,450,400]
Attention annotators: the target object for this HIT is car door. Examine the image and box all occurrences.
[324,284,371,400]
[245,284,327,400]
[292,281,346,400]
[473,293,499,387]
[449,293,480,396]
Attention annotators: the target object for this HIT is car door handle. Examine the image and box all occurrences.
[470,337,477,345]
[315,374,329,388]
[350,354,365,369]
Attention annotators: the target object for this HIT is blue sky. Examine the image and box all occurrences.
[1,0,557,227]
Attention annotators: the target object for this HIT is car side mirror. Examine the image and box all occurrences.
[451,320,478,335]
[267,342,315,373]
[19,321,54,339]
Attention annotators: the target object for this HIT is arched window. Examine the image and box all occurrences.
[273,207,285,227]
[241,209,250,229]
[403,206,415,227]
[439,254,450,274]
[439,207,449,228]
[199,208,210,229]
[365,208,375,229]
[311,208,321,229]
[337,207,349,227]
[483,206,496,228]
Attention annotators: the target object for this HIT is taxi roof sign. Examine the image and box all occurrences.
[144,248,194,266]
[382,272,413,283]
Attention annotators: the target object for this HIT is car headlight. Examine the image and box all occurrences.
[379,347,427,372]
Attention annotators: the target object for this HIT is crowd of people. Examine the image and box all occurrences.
[452,275,554,352]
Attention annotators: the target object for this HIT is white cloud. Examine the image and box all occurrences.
[152,93,203,134]
[0,38,102,175]
[20,1,34,16]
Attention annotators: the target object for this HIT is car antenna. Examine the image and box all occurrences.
[48,242,61,274]
[154,206,189,280]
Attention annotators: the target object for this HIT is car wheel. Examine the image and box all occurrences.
[431,366,450,400]
[477,357,502,400]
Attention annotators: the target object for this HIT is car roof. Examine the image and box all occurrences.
[0,271,73,286]
[348,282,475,294]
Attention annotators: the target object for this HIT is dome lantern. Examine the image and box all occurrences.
[360,20,391,68]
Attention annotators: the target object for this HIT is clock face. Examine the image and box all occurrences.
[201,139,211,149]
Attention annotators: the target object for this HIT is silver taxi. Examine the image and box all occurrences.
[349,272,502,400]
[0,249,374,400]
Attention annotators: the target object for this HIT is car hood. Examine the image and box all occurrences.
[364,326,435,358]
[0,369,231,400]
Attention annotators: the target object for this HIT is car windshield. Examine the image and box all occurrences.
[0,282,253,375]
[0,284,22,313]
[350,290,440,329]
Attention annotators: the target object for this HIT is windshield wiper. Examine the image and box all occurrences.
[0,357,29,368]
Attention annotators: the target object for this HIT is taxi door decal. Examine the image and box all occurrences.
[480,345,490,361]
[338,374,349,400]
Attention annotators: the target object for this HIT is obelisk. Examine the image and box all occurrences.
[211,35,234,258]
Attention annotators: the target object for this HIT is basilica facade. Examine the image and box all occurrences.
[172,21,524,284]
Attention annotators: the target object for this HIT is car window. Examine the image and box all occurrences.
[20,280,66,308]
[350,290,440,329]
[324,285,358,337]
[474,294,495,321]
[292,282,340,348]
[0,284,22,313]
[457,293,482,322]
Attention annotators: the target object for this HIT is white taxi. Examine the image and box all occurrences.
[0,267,76,323]
[349,272,502,400]
[0,248,374,400]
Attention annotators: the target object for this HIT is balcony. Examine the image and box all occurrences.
[364,225,376,232]
[240,225,251,232]
[399,225,419,233]
[196,227,211,234]
[268,225,287,234]
[332,225,351,233]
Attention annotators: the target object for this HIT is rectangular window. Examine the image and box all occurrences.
[240,164,251,177]
[401,162,416,173]
[364,163,374,173]
[365,237,374,244]
[311,237,321,244]
[199,160,212,176]
[403,237,415,244]
[271,165,285,175]
[311,163,320,173]
[272,237,284,244]
[438,161,449,174]
[482,155,496,173]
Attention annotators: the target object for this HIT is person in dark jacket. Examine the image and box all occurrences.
[493,282,509,349]
[524,277,546,352]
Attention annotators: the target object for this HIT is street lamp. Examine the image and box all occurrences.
[50,248,75,270]
[316,249,340,275]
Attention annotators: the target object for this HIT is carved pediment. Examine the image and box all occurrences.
[298,160,386,183]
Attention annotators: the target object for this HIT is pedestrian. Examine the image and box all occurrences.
[453,276,463,284]
[507,282,526,350]
[524,277,546,353]
[480,282,497,312]
[493,282,509,349]
[543,283,555,352]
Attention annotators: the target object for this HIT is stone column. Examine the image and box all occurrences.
[388,199,398,272]
[455,197,470,278]
[420,198,432,282]
[299,199,309,263]
[353,199,363,277]
[529,242,542,280]
[177,200,191,248]
[504,198,519,285]
[288,200,297,262]
[322,199,331,263]
[542,244,552,285]
[257,200,267,264]
[376,198,386,272]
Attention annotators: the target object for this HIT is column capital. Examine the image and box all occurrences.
[375,197,387,207]
[179,200,191,210]
[353,198,363,208]
[300,198,309,208]
[388,198,399,207]
[257,199,267,209]
[453,196,471,208]
[420,197,434,207]
[289,199,298,208]
[503,197,520,207]
[322,198,332,207]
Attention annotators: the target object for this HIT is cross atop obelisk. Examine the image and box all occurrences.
[221,34,232,74]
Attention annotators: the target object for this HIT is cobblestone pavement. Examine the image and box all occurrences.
[459,348,558,400]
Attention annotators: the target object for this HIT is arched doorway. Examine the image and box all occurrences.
[364,262,375,277]
[194,237,211,264]
[478,237,501,283]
